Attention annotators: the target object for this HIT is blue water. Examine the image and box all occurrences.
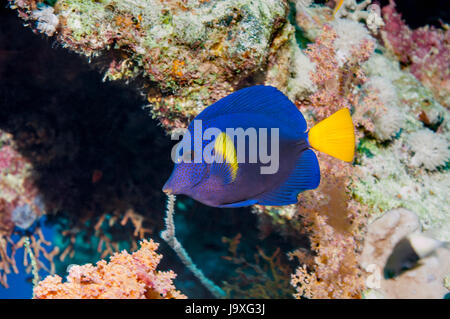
[0,219,55,299]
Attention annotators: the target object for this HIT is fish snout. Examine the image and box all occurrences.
[162,180,174,195]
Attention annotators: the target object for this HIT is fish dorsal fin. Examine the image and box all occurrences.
[211,132,238,184]
[255,149,320,205]
[196,86,307,134]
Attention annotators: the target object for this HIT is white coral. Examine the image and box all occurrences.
[287,46,316,101]
[330,19,374,66]
[365,76,398,105]
[372,105,404,141]
[334,0,384,34]
[363,53,403,82]
[407,130,450,170]
[365,4,384,34]
[363,76,404,141]
[32,6,59,36]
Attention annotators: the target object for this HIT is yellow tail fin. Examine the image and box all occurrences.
[308,108,355,162]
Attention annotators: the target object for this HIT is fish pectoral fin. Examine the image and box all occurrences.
[217,199,258,208]
[256,149,320,206]
[211,132,238,184]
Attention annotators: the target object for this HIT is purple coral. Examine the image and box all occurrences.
[381,0,450,107]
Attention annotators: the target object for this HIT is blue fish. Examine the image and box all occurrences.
[163,85,355,208]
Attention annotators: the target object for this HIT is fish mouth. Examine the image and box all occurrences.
[162,182,173,195]
[162,178,178,195]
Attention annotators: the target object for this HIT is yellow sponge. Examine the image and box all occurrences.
[308,108,355,162]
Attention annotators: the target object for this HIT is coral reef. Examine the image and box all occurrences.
[381,0,450,108]
[259,0,449,298]
[9,0,292,131]
[284,155,368,299]
[0,130,57,288]
[221,233,295,299]
[3,0,449,299]
[333,0,384,34]
[34,239,186,299]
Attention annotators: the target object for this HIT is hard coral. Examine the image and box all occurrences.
[34,239,186,299]
[360,76,404,141]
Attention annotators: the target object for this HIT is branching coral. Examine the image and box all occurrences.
[221,233,295,299]
[56,208,154,263]
[290,213,366,299]
[33,238,186,299]
[285,152,369,299]
[0,130,57,288]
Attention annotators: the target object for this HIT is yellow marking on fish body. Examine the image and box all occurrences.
[333,0,345,17]
[214,132,238,182]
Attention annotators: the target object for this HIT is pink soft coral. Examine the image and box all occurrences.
[33,239,186,299]
[286,23,373,299]
[382,0,450,107]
